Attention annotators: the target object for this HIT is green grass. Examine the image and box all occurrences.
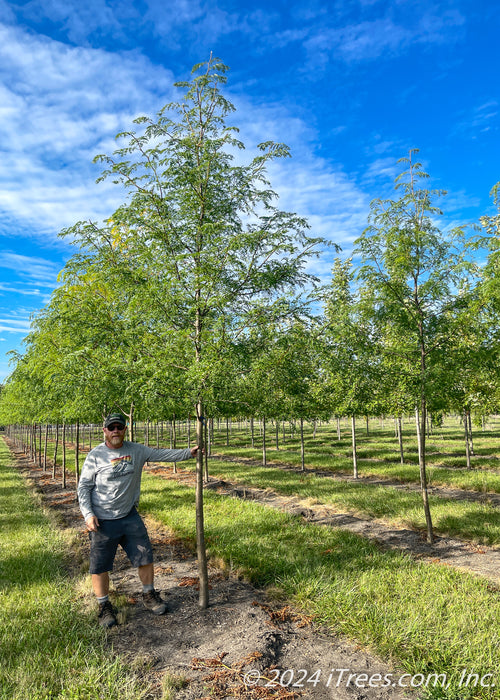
[178,458,500,545]
[0,438,148,700]
[140,470,500,700]
[210,415,500,493]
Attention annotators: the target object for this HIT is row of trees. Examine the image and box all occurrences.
[1,57,500,602]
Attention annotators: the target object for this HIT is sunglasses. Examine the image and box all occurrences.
[107,424,126,431]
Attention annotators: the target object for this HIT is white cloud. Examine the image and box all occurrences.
[0,283,45,296]
[297,5,465,72]
[453,101,499,139]
[0,317,32,333]
[0,22,176,236]
[0,251,61,283]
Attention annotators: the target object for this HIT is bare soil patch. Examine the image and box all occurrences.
[5,439,426,699]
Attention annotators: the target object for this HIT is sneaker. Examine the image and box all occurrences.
[98,600,117,628]
[142,589,167,615]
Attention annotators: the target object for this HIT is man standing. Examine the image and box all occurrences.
[77,413,200,628]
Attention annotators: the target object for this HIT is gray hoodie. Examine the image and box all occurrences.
[77,441,192,521]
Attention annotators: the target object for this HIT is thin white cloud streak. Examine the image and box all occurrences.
[0,22,175,236]
[452,101,499,139]
[227,95,371,263]
[0,283,45,296]
[273,6,466,73]
[0,318,31,332]
[0,14,381,264]
[0,252,61,283]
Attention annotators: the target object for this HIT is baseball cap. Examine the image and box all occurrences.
[104,413,127,429]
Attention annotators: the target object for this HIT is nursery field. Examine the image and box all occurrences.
[2,415,500,699]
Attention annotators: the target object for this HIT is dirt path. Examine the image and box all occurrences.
[6,440,416,700]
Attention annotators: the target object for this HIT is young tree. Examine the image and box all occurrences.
[320,258,380,477]
[354,150,473,543]
[59,56,326,607]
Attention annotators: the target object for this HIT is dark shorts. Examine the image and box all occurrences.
[89,508,154,574]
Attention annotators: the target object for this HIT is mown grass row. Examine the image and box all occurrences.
[196,458,500,545]
[140,470,500,700]
[212,417,500,493]
[0,439,150,700]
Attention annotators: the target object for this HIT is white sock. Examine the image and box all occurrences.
[97,594,109,604]
[143,584,154,593]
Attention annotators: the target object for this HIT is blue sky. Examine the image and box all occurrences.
[0,0,498,381]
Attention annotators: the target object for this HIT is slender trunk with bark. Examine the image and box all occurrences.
[398,415,404,465]
[464,409,471,469]
[262,416,267,466]
[52,423,59,479]
[62,422,67,489]
[204,418,209,482]
[351,415,358,479]
[300,416,305,471]
[195,294,209,609]
[416,402,434,544]
[38,424,42,468]
[468,411,474,455]
[43,424,48,471]
[196,399,209,608]
[75,421,80,486]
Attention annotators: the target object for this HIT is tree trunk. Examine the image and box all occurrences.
[195,290,209,609]
[351,415,358,479]
[204,418,209,482]
[196,401,209,609]
[43,424,48,471]
[38,424,42,468]
[337,416,341,440]
[62,423,67,489]
[75,420,80,486]
[464,409,471,469]
[262,417,267,466]
[398,416,404,465]
[300,416,305,471]
[52,423,59,479]
[468,411,474,455]
[128,404,135,442]
[416,404,434,544]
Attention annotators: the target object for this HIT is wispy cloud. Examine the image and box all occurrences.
[0,251,61,283]
[0,283,46,296]
[287,5,466,72]
[453,101,499,139]
[0,21,175,236]
[0,317,32,333]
